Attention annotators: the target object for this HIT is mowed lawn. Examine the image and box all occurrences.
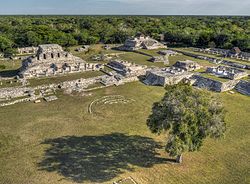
[0,82,249,184]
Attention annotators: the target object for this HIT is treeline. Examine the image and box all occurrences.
[0,16,249,56]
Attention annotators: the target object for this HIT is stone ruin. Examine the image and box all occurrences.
[192,75,240,92]
[158,50,178,56]
[17,47,38,55]
[194,47,250,61]
[18,44,103,79]
[103,45,111,50]
[192,66,249,93]
[107,60,147,77]
[118,33,166,51]
[75,45,90,52]
[88,95,135,114]
[144,67,193,86]
[149,55,169,65]
[173,60,201,71]
[235,80,250,96]
[206,66,248,80]
[44,96,58,102]
[174,49,250,70]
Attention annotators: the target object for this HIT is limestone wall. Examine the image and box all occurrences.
[193,75,239,92]
[235,80,250,96]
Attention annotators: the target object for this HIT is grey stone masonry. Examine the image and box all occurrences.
[118,33,166,51]
[107,60,147,77]
[173,60,201,71]
[235,80,250,96]
[17,47,38,55]
[193,75,240,92]
[144,67,193,86]
[206,66,248,80]
[18,44,104,79]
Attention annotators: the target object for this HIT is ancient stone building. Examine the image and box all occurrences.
[17,47,38,55]
[206,66,248,80]
[18,44,103,78]
[107,60,147,77]
[144,67,193,86]
[149,55,169,65]
[195,47,250,61]
[235,80,250,96]
[75,45,90,52]
[158,50,178,56]
[192,75,240,92]
[119,33,166,51]
[173,60,201,71]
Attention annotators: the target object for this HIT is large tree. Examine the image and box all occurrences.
[147,83,226,163]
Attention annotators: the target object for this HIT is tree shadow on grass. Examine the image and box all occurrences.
[38,133,171,183]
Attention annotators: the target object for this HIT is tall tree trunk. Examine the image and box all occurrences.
[176,154,183,164]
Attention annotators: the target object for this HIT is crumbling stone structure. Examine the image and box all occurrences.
[173,60,201,71]
[119,33,166,51]
[206,66,248,80]
[194,47,250,61]
[75,45,90,52]
[149,55,169,65]
[107,60,147,77]
[18,44,103,78]
[17,47,38,55]
[144,67,193,86]
[158,50,178,56]
[235,80,250,96]
[172,49,250,70]
[193,75,240,92]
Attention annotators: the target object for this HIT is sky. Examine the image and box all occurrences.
[0,0,249,15]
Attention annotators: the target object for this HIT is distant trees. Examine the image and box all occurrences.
[147,83,226,163]
[0,16,249,57]
[0,35,15,57]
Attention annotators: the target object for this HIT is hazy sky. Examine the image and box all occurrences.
[0,0,249,15]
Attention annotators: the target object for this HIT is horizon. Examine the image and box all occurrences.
[0,0,250,16]
[0,14,249,17]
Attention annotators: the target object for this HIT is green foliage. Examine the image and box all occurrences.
[0,35,14,52]
[0,65,6,70]
[0,16,249,56]
[147,83,226,157]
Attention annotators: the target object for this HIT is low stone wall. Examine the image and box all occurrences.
[172,49,250,70]
[193,75,239,92]
[0,87,32,100]
[0,96,41,107]
[235,80,250,96]
[144,70,193,86]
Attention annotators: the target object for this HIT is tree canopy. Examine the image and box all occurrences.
[0,15,249,56]
[147,83,226,162]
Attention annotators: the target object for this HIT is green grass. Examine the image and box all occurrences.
[0,79,22,88]
[137,49,162,56]
[0,82,249,184]
[28,71,104,87]
[0,59,22,71]
[119,52,165,68]
[69,44,124,62]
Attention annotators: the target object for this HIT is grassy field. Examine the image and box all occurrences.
[28,71,104,87]
[0,82,249,184]
[119,52,166,68]
[69,44,123,62]
[0,59,22,71]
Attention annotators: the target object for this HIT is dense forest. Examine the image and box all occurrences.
[0,16,249,56]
